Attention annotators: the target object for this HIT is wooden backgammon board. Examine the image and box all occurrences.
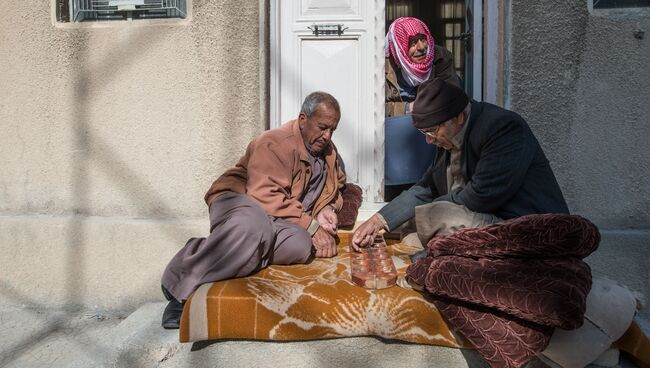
[350,235,398,289]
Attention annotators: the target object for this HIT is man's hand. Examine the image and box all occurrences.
[316,205,338,236]
[312,226,337,258]
[351,214,386,252]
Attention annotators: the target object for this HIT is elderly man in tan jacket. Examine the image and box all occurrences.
[160,92,346,329]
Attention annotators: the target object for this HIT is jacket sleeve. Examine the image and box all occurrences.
[245,139,314,230]
[385,58,409,117]
[433,46,462,87]
[378,163,439,231]
[386,101,409,117]
[436,118,536,213]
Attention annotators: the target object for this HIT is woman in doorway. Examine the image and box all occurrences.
[385,16,461,116]
[383,16,461,200]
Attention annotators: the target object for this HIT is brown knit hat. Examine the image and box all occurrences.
[412,79,469,128]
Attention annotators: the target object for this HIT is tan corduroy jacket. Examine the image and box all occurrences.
[204,119,346,230]
[385,44,461,117]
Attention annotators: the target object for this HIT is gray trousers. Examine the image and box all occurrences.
[162,192,314,301]
[401,201,502,248]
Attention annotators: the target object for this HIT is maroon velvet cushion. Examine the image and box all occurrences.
[427,213,600,259]
[338,183,363,228]
[406,214,600,368]
[418,255,592,329]
[433,298,553,368]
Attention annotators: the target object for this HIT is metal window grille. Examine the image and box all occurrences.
[70,0,187,22]
[439,1,464,80]
[593,0,650,8]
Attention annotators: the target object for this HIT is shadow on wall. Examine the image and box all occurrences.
[0,15,252,363]
[0,26,167,366]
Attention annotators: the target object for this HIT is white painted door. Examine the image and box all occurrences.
[271,0,385,204]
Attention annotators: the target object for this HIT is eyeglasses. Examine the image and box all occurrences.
[418,126,440,138]
[417,119,452,138]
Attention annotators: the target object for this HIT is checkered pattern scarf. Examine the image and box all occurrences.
[385,17,435,87]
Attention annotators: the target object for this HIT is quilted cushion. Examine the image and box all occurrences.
[406,214,599,368]
[426,213,600,259]
[338,183,363,228]
[179,233,468,348]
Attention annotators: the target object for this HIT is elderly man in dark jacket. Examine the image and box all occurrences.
[352,79,569,249]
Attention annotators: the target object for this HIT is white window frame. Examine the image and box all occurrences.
[51,0,192,27]
[587,0,650,14]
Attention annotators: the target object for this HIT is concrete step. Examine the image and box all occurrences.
[0,305,123,368]
[586,230,650,322]
[99,302,181,367]
[1,302,645,368]
[105,302,484,368]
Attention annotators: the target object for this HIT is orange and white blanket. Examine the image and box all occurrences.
[179,234,467,348]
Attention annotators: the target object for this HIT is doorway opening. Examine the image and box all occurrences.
[383,0,468,201]
[386,0,466,79]
[268,0,495,210]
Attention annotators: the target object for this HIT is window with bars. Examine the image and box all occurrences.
[56,0,187,22]
[593,0,650,8]
[439,1,465,80]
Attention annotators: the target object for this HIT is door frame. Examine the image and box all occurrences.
[268,1,383,127]
[468,0,483,100]
[464,0,505,104]
[483,0,507,106]
[269,0,281,130]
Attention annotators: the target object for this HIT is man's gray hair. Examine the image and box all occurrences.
[300,91,340,117]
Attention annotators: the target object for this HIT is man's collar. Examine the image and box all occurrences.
[450,108,470,150]
[304,144,324,159]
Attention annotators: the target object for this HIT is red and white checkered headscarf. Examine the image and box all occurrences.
[385,17,435,87]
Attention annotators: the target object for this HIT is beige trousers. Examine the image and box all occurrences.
[400,201,502,248]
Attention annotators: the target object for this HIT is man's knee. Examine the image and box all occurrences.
[209,192,273,231]
[273,223,314,265]
[284,228,314,264]
[290,230,314,263]
[415,201,501,240]
[211,193,274,236]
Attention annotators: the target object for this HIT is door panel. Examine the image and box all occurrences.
[301,38,360,182]
[299,0,361,19]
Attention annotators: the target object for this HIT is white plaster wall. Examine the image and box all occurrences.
[0,1,265,309]
[570,12,650,229]
[1,1,264,219]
